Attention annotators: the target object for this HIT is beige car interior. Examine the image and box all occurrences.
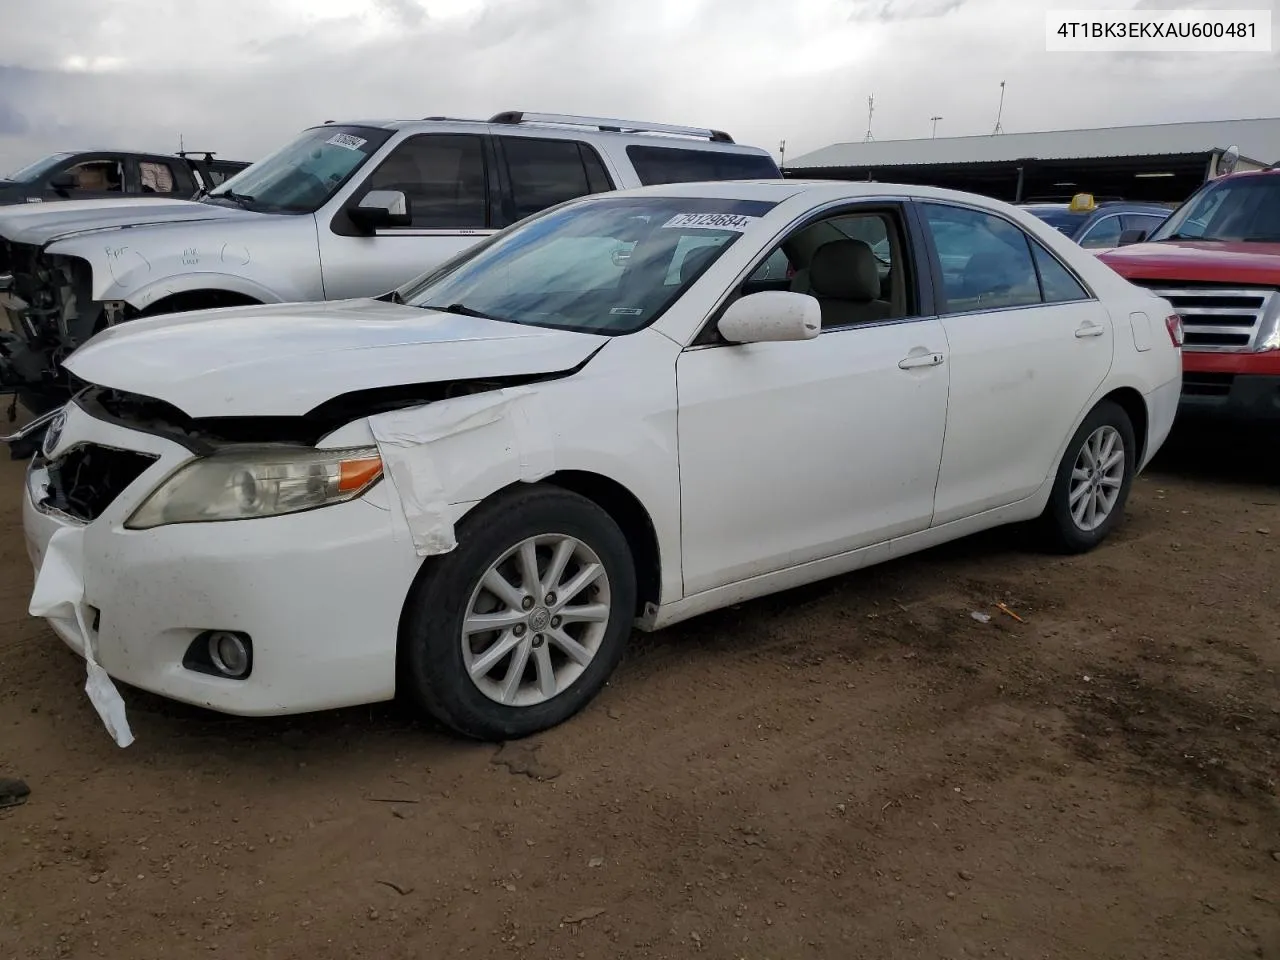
[70,161,123,192]
[775,213,909,328]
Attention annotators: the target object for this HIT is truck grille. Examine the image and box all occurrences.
[38,443,159,523]
[1130,282,1275,352]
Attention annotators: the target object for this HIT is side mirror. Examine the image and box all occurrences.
[718,291,820,344]
[347,190,411,232]
[48,172,77,194]
[1117,228,1149,247]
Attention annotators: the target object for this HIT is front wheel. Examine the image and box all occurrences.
[1039,400,1137,554]
[399,485,637,740]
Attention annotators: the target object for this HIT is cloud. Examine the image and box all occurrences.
[846,0,965,22]
[0,0,1275,174]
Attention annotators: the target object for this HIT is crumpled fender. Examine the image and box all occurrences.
[367,386,556,556]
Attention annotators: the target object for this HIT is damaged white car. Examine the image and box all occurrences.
[24,180,1183,742]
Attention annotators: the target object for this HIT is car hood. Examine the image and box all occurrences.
[0,197,252,247]
[1099,240,1280,286]
[64,298,610,419]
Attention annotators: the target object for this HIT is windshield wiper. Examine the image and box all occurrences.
[425,302,514,323]
[1163,232,1223,241]
[210,190,257,209]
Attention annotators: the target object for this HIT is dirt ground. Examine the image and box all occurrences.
[1,420,1277,960]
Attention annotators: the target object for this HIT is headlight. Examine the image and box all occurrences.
[125,446,383,529]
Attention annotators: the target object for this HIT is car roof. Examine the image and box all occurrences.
[596,179,1045,208]
[316,115,772,154]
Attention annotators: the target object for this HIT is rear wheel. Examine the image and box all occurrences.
[1039,400,1136,553]
[399,485,636,740]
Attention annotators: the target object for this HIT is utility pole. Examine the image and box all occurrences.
[863,95,875,142]
[930,115,943,138]
[779,139,786,168]
[993,81,1006,135]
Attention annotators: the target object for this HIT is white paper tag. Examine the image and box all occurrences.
[326,133,368,151]
[662,213,757,231]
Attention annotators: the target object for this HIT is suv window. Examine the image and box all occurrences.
[139,160,179,194]
[501,137,614,221]
[921,204,1041,312]
[625,145,780,186]
[364,134,488,229]
[62,159,124,194]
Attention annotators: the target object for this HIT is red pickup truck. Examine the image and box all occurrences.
[1098,167,1280,423]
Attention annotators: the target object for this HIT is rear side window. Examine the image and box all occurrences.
[139,161,180,194]
[501,137,614,221]
[1030,242,1090,303]
[921,203,1041,313]
[625,145,781,186]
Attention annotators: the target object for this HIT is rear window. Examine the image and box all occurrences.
[626,145,781,186]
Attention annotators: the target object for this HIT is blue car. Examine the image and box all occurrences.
[1021,195,1172,251]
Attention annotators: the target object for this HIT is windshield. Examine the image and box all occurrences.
[1023,206,1086,236]
[400,196,777,335]
[207,125,392,214]
[7,152,73,182]
[1151,174,1280,242]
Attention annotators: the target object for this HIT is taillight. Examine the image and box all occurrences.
[1165,313,1184,347]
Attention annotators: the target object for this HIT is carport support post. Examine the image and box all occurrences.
[1014,163,1026,203]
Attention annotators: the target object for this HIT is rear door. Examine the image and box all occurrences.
[318,133,500,299]
[919,200,1114,525]
[131,156,197,198]
[491,135,615,227]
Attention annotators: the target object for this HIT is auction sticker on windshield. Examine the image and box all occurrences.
[326,133,369,151]
[663,213,758,231]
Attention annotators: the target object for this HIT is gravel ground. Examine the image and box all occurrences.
[1,420,1278,960]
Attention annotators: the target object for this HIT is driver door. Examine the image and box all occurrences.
[41,155,126,201]
[317,134,500,300]
[675,205,950,595]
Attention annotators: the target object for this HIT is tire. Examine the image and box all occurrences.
[1039,400,1137,554]
[399,484,637,741]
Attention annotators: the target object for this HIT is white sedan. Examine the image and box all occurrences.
[23,180,1183,742]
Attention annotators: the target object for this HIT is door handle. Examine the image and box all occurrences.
[898,352,945,370]
[1075,322,1106,338]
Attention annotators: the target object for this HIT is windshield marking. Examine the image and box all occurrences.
[662,213,758,231]
[326,133,368,151]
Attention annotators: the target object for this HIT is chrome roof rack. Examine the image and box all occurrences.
[488,111,734,144]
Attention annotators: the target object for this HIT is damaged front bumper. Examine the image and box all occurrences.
[0,242,99,402]
[23,399,425,722]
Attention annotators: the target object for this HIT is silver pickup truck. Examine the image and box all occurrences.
[0,111,780,423]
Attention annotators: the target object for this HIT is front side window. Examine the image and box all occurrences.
[753,210,911,329]
[502,137,613,221]
[922,203,1041,313]
[400,196,776,335]
[1078,215,1124,249]
[1151,174,1280,242]
[207,125,392,214]
[63,159,124,193]
[626,145,781,186]
[361,134,488,229]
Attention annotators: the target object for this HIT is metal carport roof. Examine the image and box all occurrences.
[787,117,1280,170]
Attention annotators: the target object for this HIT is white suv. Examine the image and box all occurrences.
[0,111,781,415]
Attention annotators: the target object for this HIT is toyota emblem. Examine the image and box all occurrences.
[41,410,66,458]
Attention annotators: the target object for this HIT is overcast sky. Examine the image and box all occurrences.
[2,0,1278,174]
